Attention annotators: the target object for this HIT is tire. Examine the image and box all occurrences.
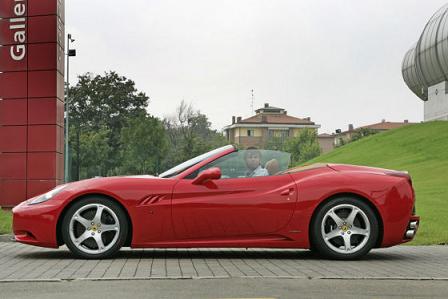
[310,196,379,260]
[61,197,128,259]
[308,244,319,256]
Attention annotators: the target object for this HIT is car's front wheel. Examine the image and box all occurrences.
[61,197,128,259]
[311,196,379,260]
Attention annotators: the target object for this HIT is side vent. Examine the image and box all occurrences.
[138,194,167,206]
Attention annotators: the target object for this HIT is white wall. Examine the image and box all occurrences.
[425,81,448,121]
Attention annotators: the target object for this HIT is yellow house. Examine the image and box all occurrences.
[223,103,320,149]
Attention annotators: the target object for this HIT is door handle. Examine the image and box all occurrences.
[280,188,294,196]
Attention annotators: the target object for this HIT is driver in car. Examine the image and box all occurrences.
[244,147,269,177]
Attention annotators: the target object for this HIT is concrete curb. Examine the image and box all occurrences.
[1,276,448,283]
[0,234,14,242]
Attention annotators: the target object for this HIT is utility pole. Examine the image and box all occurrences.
[65,34,76,183]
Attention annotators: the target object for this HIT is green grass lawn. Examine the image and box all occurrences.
[306,121,448,245]
[0,209,12,235]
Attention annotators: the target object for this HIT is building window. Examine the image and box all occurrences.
[269,130,289,139]
[268,129,289,145]
[247,129,255,137]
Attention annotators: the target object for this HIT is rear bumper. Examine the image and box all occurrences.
[12,200,60,248]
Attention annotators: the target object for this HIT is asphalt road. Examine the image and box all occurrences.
[1,278,448,299]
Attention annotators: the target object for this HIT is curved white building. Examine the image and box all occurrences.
[402,4,448,121]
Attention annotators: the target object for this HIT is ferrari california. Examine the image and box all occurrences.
[12,145,419,259]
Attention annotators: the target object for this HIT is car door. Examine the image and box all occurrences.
[171,173,297,240]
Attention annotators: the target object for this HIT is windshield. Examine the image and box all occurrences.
[159,145,234,178]
[188,149,292,179]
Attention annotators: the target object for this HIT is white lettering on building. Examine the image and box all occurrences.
[9,0,26,61]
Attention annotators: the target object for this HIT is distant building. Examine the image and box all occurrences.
[402,4,448,121]
[333,119,415,147]
[223,103,320,149]
[317,133,335,154]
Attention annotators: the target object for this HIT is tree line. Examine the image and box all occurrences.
[67,71,227,180]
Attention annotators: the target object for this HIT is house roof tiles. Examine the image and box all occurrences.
[239,113,315,125]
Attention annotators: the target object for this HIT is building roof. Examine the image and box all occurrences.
[336,120,415,135]
[224,103,320,130]
[360,121,414,131]
[239,113,315,125]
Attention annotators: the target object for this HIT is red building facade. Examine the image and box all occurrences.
[0,0,65,207]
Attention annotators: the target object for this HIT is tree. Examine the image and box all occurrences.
[266,136,286,151]
[283,129,321,165]
[68,71,150,179]
[161,100,227,171]
[69,71,149,131]
[119,114,167,175]
[75,127,111,178]
[351,128,378,142]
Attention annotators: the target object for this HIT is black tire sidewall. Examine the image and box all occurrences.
[311,196,379,260]
[61,197,128,259]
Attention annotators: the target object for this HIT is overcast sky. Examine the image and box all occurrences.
[66,0,447,133]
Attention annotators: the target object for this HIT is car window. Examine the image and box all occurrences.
[159,145,234,178]
[189,149,291,179]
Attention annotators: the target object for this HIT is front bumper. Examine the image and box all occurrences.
[12,200,60,248]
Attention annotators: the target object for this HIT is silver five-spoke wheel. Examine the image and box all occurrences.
[69,204,120,255]
[311,197,379,260]
[321,204,370,254]
[62,197,128,259]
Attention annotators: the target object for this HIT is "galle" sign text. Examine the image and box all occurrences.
[9,0,26,61]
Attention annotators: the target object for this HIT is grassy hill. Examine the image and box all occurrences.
[307,121,448,245]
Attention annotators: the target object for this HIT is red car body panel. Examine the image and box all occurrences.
[171,174,297,240]
[12,147,420,250]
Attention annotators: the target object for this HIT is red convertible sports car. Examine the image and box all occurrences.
[13,145,419,260]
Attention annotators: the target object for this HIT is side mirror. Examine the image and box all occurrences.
[192,167,221,185]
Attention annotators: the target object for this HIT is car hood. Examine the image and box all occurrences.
[62,174,167,191]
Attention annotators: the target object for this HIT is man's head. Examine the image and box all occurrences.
[244,147,262,171]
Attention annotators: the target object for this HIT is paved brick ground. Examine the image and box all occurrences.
[0,243,447,281]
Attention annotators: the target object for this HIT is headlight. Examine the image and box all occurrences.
[28,185,67,205]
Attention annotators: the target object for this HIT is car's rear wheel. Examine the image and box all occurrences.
[61,197,128,259]
[310,196,379,260]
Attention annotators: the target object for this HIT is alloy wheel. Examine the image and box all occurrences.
[321,204,371,254]
[68,203,121,255]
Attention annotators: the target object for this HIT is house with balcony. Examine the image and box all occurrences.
[223,103,320,149]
